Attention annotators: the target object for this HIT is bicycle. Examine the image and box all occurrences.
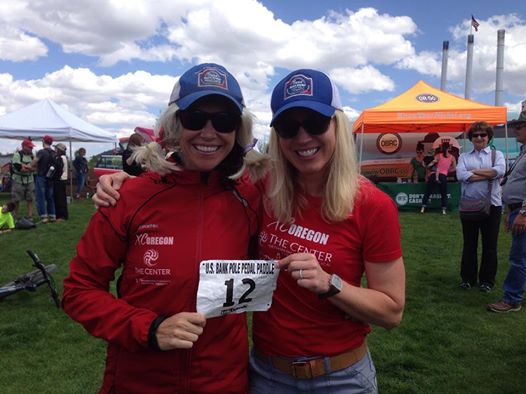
[0,249,60,308]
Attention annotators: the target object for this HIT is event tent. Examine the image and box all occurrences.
[0,99,117,143]
[0,99,118,198]
[352,80,507,134]
[352,80,509,163]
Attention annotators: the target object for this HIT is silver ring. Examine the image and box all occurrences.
[299,269,304,280]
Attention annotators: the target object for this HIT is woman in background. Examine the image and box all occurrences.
[122,132,145,176]
[456,122,505,291]
[420,141,456,214]
[53,143,68,221]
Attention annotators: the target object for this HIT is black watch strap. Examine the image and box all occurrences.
[148,315,168,351]
[318,274,343,299]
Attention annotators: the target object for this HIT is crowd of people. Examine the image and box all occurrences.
[4,135,90,226]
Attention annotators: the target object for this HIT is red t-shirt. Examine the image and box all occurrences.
[253,177,402,357]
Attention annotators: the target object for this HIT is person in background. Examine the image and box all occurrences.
[53,143,69,221]
[410,142,426,183]
[250,69,404,393]
[456,122,505,292]
[32,135,56,223]
[63,63,264,393]
[11,138,35,219]
[423,147,436,178]
[0,201,16,233]
[73,147,88,199]
[122,132,145,176]
[420,141,456,215]
[487,110,526,313]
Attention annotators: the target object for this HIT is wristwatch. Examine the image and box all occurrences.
[318,274,343,299]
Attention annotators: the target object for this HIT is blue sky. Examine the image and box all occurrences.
[0,0,525,155]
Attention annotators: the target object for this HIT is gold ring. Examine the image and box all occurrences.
[299,269,304,280]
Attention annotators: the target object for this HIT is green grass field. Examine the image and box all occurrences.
[0,195,525,393]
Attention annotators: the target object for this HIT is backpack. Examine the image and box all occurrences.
[51,155,64,181]
[15,217,36,230]
[10,151,34,177]
[42,148,57,179]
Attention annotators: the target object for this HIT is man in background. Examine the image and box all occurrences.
[32,135,56,223]
[487,110,526,313]
[73,147,88,199]
[11,138,35,219]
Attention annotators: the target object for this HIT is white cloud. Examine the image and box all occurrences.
[330,66,395,93]
[0,1,418,92]
[0,1,525,153]
[0,66,175,135]
[0,25,48,61]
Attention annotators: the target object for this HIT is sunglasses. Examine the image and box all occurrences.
[472,133,488,139]
[178,109,240,134]
[416,150,424,153]
[273,112,332,139]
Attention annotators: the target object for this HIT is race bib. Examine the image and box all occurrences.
[196,260,279,318]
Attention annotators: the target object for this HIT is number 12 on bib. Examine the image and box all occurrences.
[196,260,279,318]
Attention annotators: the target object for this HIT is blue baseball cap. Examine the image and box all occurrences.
[270,69,342,125]
[169,63,245,113]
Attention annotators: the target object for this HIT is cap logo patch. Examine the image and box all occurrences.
[284,74,313,100]
[197,67,228,90]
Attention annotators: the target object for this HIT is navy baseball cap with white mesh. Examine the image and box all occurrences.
[168,63,245,113]
[270,69,342,126]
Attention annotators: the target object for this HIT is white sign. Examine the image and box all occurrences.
[196,260,279,318]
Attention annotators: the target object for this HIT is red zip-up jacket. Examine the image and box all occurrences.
[63,170,260,393]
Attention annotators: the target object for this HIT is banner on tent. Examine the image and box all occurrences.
[361,162,412,179]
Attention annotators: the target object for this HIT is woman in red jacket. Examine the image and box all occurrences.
[63,63,263,394]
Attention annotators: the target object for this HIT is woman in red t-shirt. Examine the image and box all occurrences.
[250,69,405,393]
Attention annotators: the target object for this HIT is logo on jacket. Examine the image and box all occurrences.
[144,249,159,267]
[135,233,174,246]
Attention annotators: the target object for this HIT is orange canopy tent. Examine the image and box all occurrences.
[352,80,509,164]
[352,80,507,134]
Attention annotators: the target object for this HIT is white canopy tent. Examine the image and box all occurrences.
[0,99,117,143]
[0,99,118,198]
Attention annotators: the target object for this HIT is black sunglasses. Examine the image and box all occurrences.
[178,109,240,134]
[472,133,488,139]
[273,112,332,139]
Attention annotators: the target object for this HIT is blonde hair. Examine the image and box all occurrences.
[266,110,360,223]
[131,103,269,180]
